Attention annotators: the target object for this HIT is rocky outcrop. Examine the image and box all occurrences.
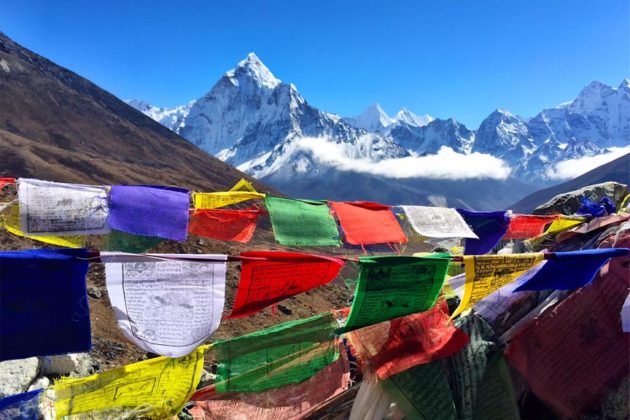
[533,182,628,215]
[0,353,96,398]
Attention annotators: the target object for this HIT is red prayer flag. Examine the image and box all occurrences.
[229,251,345,318]
[189,207,263,243]
[505,229,630,417]
[189,346,351,420]
[0,178,15,190]
[503,214,559,240]
[330,201,407,246]
[346,300,470,380]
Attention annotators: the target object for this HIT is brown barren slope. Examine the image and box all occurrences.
[0,31,360,371]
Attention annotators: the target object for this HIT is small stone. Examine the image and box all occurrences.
[277,304,293,315]
[28,376,50,391]
[88,286,102,299]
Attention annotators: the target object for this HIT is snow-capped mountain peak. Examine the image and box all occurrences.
[395,108,434,127]
[345,103,394,132]
[125,99,196,132]
[225,52,280,89]
[568,80,616,114]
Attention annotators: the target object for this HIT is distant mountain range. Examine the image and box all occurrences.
[127,53,629,209]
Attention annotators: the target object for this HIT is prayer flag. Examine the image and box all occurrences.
[192,179,265,209]
[447,314,499,419]
[401,205,478,239]
[188,207,263,243]
[102,253,227,357]
[382,361,457,420]
[503,214,559,240]
[506,241,630,417]
[190,346,350,420]
[2,203,85,248]
[264,196,340,246]
[229,251,344,318]
[330,201,407,245]
[54,346,206,419]
[345,300,469,380]
[542,215,587,236]
[0,389,43,420]
[456,209,510,255]
[469,353,520,420]
[212,313,339,392]
[513,248,629,292]
[451,253,544,318]
[109,185,190,241]
[104,229,163,253]
[17,178,109,235]
[343,254,449,331]
[0,249,91,361]
[349,373,393,420]
[0,177,15,189]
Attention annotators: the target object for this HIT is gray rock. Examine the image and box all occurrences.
[27,376,50,391]
[533,182,628,215]
[198,368,215,389]
[0,357,40,397]
[87,286,102,299]
[38,353,95,377]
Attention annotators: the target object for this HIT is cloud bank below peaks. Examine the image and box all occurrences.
[545,146,630,180]
[295,137,512,180]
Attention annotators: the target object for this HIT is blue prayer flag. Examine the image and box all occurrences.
[456,209,510,255]
[513,248,630,292]
[0,389,42,420]
[109,185,190,241]
[0,249,91,361]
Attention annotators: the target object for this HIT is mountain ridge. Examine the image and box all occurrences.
[128,53,629,189]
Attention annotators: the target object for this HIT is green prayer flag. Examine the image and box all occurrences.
[343,255,449,331]
[105,229,164,253]
[471,353,520,420]
[264,196,340,246]
[383,361,457,420]
[446,314,497,420]
[213,312,339,392]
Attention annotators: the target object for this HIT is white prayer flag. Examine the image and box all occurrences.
[17,178,110,235]
[102,252,227,357]
[401,205,478,239]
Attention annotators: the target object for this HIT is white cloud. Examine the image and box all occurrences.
[295,138,512,180]
[545,146,630,180]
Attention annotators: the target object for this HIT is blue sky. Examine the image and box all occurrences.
[1,0,627,127]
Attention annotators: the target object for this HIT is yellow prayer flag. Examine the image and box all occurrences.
[1,204,85,248]
[193,179,264,209]
[54,346,207,419]
[451,253,544,318]
[543,216,587,236]
[619,194,629,213]
[229,178,257,192]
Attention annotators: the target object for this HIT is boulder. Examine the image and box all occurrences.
[38,353,95,377]
[533,182,628,215]
[0,357,40,397]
